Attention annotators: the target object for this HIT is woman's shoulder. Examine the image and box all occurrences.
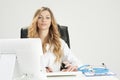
[60,38,66,44]
[60,38,69,49]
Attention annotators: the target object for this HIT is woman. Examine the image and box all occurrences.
[28,7,80,72]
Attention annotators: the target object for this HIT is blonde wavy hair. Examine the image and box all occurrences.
[28,7,63,62]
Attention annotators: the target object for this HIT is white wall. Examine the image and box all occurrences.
[0,0,120,79]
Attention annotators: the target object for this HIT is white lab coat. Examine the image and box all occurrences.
[41,39,81,72]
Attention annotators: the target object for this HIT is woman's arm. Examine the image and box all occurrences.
[61,39,82,72]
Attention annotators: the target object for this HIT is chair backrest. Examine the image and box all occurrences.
[20,24,70,48]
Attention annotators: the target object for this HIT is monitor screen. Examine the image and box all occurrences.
[0,38,46,79]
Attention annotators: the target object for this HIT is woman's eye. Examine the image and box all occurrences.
[46,17,50,19]
[38,16,42,19]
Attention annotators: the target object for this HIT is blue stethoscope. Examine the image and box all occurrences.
[77,64,109,74]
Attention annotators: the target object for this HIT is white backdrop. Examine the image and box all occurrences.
[0,0,120,79]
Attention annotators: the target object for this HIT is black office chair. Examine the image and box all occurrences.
[20,24,70,48]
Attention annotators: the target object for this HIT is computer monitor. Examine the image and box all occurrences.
[0,38,46,80]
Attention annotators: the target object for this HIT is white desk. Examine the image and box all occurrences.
[47,73,119,80]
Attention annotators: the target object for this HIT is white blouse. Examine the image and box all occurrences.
[41,39,81,72]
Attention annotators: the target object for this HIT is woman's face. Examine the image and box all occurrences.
[37,10,51,31]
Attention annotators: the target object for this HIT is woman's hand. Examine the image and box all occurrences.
[61,62,78,72]
[46,67,53,72]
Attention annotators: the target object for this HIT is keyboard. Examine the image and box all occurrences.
[46,72,81,77]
